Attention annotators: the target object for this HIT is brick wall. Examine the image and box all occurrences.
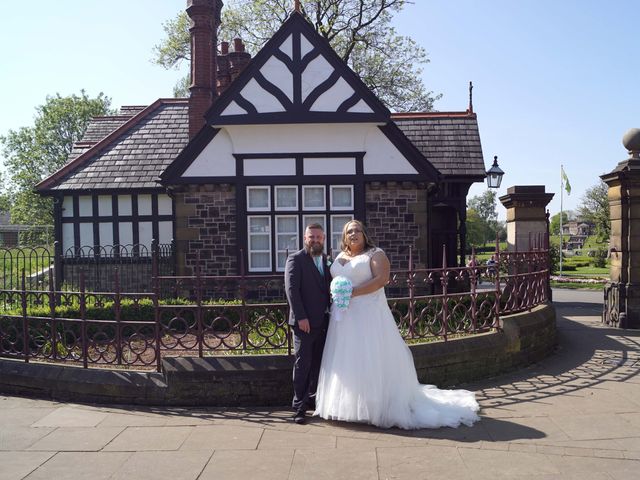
[365,181,428,269]
[174,184,237,277]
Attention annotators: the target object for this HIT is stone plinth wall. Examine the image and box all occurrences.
[365,182,428,269]
[0,304,556,406]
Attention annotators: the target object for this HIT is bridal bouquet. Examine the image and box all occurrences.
[330,276,353,312]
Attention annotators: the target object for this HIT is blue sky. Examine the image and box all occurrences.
[1,0,638,220]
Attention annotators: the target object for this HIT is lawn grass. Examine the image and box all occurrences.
[551,281,605,291]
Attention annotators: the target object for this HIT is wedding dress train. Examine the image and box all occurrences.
[315,248,480,429]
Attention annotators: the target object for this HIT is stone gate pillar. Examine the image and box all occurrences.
[601,128,640,328]
[499,186,554,252]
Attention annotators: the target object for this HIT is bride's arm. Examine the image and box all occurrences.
[351,251,390,297]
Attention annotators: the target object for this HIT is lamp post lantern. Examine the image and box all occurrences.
[486,155,504,189]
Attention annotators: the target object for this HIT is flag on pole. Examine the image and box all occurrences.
[561,166,571,195]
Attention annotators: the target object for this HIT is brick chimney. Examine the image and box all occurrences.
[216,38,252,96]
[187,0,222,139]
[228,38,251,83]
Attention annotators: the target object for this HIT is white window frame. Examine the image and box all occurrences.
[247,215,272,272]
[330,185,354,211]
[275,215,299,271]
[247,186,271,212]
[302,185,326,211]
[274,185,298,211]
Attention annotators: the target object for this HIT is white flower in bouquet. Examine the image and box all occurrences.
[330,276,353,310]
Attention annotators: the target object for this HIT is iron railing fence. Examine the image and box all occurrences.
[0,241,175,306]
[0,242,550,371]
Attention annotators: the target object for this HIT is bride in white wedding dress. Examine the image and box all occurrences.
[315,220,480,429]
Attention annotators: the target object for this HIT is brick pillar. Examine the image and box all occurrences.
[499,186,554,252]
[602,128,640,328]
[187,0,222,139]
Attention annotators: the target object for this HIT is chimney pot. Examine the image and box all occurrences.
[221,41,229,55]
[233,38,244,52]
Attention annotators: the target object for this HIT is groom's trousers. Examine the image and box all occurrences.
[292,325,327,413]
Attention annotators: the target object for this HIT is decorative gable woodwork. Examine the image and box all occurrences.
[206,12,389,126]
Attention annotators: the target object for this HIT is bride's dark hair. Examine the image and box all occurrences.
[340,220,376,254]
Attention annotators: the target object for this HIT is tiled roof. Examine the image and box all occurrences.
[392,112,486,179]
[40,102,485,192]
[39,100,189,191]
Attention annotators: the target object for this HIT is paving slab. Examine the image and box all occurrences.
[0,451,54,480]
[27,426,124,451]
[31,406,108,428]
[257,428,337,450]
[180,425,264,451]
[376,444,468,480]
[199,449,295,480]
[548,412,640,441]
[289,448,378,480]
[103,426,194,451]
[0,426,55,451]
[458,447,560,477]
[111,450,212,480]
[23,452,132,480]
[0,407,58,427]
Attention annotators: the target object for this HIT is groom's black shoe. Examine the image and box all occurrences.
[293,411,306,425]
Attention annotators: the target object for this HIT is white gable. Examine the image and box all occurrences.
[182,129,235,177]
[181,124,417,177]
[364,128,418,174]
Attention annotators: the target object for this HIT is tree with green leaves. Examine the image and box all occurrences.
[153,0,441,111]
[549,211,569,236]
[0,91,113,229]
[577,179,610,242]
[466,190,501,248]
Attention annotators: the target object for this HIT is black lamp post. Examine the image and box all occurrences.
[486,155,504,189]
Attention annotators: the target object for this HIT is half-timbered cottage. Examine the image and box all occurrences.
[37,1,486,287]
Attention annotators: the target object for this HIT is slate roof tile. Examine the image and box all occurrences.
[48,102,189,191]
[393,114,486,178]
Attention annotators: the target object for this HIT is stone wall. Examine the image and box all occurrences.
[0,303,556,406]
[174,184,237,276]
[365,181,428,269]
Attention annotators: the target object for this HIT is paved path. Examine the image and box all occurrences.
[2,289,640,479]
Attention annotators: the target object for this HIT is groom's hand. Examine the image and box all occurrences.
[298,319,311,333]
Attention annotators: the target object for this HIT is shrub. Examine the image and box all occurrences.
[591,248,608,268]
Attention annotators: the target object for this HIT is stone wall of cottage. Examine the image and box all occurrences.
[174,184,237,277]
[365,181,428,270]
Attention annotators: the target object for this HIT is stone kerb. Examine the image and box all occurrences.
[0,304,556,406]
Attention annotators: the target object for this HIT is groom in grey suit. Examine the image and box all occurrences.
[285,223,332,424]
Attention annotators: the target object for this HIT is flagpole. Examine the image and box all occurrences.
[559,165,564,276]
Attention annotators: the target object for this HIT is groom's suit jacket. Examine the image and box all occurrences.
[284,248,332,329]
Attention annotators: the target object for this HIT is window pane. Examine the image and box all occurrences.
[276,186,297,209]
[303,215,325,231]
[331,186,353,208]
[331,215,353,252]
[277,252,288,270]
[250,235,270,250]
[276,216,297,232]
[277,234,298,250]
[250,252,270,269]
[249,217,270,233]
[303,186,325,209]
[247,187,270,209]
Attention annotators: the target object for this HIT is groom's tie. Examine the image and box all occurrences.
[313,256,323,276]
